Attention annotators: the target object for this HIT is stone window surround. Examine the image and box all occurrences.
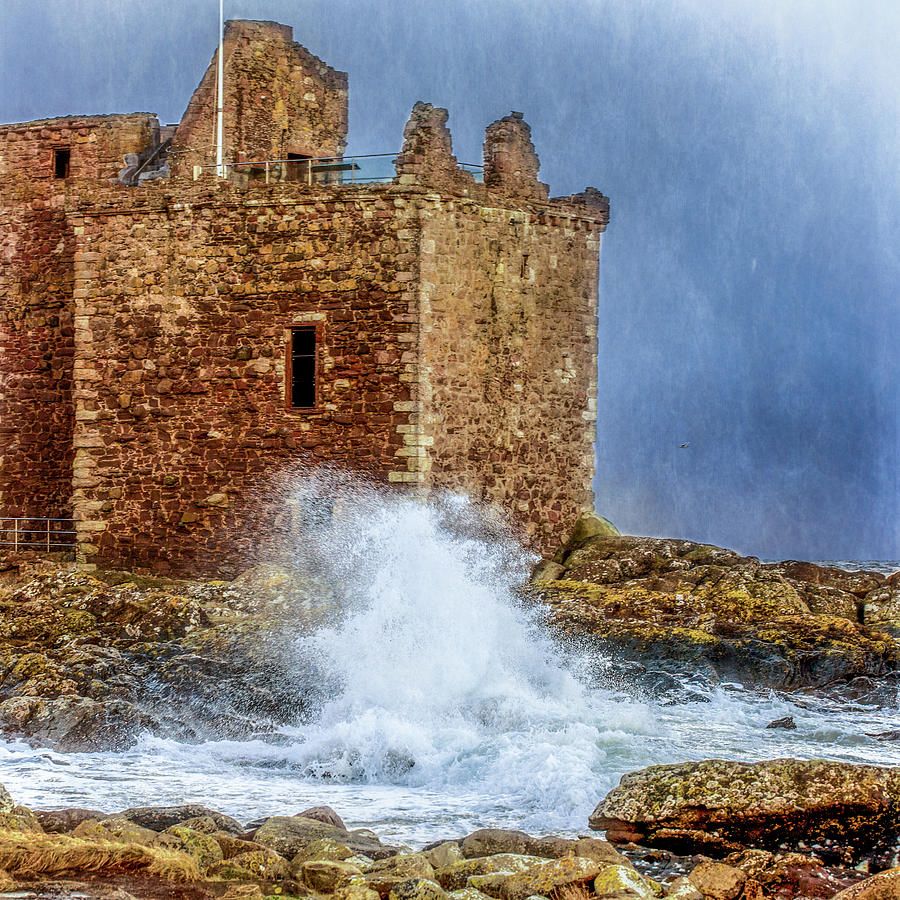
[284,319,324,413]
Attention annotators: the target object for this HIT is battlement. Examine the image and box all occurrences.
[0,21,609,575]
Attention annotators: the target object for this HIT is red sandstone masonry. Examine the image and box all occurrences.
[170,20,348,178]
[0,22,610,574]
[0,115,157,519]
[68,179,423,574]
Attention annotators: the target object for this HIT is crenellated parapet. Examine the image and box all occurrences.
[483,112,549,201]
[394,102,478,194]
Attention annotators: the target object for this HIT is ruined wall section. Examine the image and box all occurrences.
[68,181,422,574]
[417,199,605,553]
[170,20,348,177]
[0,115,157,519]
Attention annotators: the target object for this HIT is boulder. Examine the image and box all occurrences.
[214,832,268,860]
[207,848,290,880]
[664,877,703,900]
[296,858,365,892]
[115,803,242,834]
[365,854,436,897]
[34,807,106,833]
[335,885,383,900]
[297,804,347,829]
[436,854,544,890]
[165,825,224,871]
[389,878,448,900]
[590,758,900,862]
[499,857,600,900]
[447,890,493,900]
[832,868,900,900]
[592,863,658,899]
[72,816,159,846]
[462,830,532,858]
[428,842,464,869]
[292,836,356,863]
[687,860,747,900]
[254,815,397,860]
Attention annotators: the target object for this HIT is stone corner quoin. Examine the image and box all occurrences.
[0,18,610,577]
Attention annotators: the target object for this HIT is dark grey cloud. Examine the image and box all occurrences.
[3,0,897,560]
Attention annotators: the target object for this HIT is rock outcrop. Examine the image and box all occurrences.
[589,758,900,863]
[0,563,331,750]
[533,525,898,691]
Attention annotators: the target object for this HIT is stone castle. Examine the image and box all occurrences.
[0,20,609,575]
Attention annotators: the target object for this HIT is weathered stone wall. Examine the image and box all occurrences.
[0,115,157,518]
[170,20,348,177]
[67,180,421,574]
[418,200,604,553]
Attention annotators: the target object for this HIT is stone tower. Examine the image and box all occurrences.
[0,21,609,575]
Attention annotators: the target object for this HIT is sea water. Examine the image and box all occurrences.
[1,479,898,845]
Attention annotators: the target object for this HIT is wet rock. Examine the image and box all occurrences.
[428,842,464,869]
[664,876,703,900]
[296,858,365,892]
[365,854,436,897]
[292,836,357,863]
[0,567,309,750]
[498,856,600,900]
[389,877,448,900]
[590,758,900,863]
[297,804,347,829]
[255,815,397,860]
[335,885,383,900]
[72,816,159,846]
[164,824,224,871]
[207,847,290,880]
[832,868,900,900]
[687,860,746,900]
[436,854,544,890]
[867,729,900,741]
[765,716,796,730]
[33,807,106,833]
[534,534,899,691]
[725,849,863,898]
[115,803,242,834]
[462,830,532,859]
[592,863,658,899]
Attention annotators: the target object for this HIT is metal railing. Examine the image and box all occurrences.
[0,517,77,553]
[193,153,484,185]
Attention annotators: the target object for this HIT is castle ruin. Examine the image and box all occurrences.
[0,20,609,575]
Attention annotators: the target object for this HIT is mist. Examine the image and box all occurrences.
[2,0,897,560]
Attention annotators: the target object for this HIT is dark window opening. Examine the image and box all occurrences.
[290,326,317,408]
[53,148,71,179]
[287,152,311,182]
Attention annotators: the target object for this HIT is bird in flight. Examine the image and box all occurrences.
[680,442,690,448]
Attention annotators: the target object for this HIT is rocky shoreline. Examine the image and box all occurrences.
[0,517,897,899]
[0,516,897,752]
[0,755,897,900]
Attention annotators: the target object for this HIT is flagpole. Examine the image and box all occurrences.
[215,0,225,177]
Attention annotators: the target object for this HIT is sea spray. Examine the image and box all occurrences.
[1,474,898,843]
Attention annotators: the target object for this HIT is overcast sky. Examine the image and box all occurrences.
[2,0,898,560]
